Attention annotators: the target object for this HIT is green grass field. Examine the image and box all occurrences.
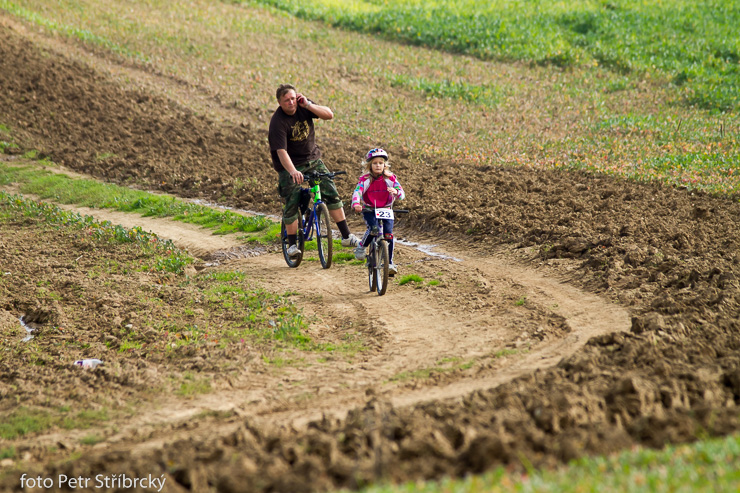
[250,0,740,112]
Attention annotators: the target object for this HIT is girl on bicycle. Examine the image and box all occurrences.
[351,148,405,275]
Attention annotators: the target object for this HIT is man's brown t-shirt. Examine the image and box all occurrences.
[268,106,321,172]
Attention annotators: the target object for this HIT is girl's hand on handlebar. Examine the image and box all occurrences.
[352,204,362,213]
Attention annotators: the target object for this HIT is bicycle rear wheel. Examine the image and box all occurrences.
[281,220,304,268]
[315,203,333,269]
[376,240,390,296]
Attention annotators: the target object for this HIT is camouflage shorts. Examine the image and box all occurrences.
[277,159,344,223]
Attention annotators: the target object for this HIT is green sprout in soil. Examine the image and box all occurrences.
[0,447,15,460]
[175,373,212,397]
[398,274,424,285]
[155,276,314,352]
[255,0,740,112]
[492,348,518,359]
[79,434,104,446]
[0,122,18,154]
[388,357,476,383]
[388,73,502,107]
[0,407,109,440]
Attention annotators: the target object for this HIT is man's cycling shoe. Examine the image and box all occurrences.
[286,245,301,258]
[341,234,360,248]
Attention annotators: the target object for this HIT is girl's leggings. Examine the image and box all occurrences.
[361,211,395,263]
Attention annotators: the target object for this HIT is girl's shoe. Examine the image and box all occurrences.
[388,264,398,276]
[354,245,366,260]
[287,245,301,258]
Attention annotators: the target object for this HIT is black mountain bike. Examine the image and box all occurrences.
[281,170,345,269]
[365,206,408,296]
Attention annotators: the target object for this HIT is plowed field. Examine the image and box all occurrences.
[1,9,740,493]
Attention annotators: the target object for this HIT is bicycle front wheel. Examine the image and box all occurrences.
[281,220,304,268]
[376,240,390,296]
[367,242,376,292]
[315,203,333,269]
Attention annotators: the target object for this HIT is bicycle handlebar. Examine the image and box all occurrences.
[302,170,346,180]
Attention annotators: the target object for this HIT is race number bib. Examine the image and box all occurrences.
[374,208,394,220]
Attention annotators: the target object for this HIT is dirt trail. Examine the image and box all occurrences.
[11,183,630,431]
[387,253,632,408]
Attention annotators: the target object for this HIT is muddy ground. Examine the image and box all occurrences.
[1,16,740,493]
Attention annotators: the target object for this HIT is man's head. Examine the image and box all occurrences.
[276,84,297,115]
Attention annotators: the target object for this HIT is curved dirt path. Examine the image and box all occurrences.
[22,186,630,431]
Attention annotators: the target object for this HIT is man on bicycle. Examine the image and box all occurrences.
[269,84,359,258]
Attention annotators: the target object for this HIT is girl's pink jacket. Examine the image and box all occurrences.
[351,173,405,209]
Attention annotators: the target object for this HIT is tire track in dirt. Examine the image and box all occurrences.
[389,254,631,408]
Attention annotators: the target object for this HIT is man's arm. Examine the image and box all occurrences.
[305,102,333,120]
[277,149,304,184]
[297,93,333,120]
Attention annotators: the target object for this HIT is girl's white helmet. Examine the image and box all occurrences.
[364,148,388,162]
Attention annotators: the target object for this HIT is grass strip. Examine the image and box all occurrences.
[347,432,740,492]
[0,161,277,240]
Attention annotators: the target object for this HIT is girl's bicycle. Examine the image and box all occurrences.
[281,170,346,269]
[364,204,408,296]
